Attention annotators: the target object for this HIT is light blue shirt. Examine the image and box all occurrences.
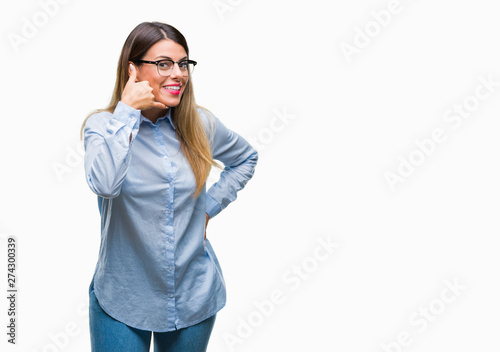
[83,101,258,332]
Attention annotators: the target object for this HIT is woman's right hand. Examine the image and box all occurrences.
[120,64,167,110]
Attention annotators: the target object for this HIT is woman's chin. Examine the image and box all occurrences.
[163,98,181,108]
[158,92,182,107]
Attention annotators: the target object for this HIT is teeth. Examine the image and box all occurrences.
[165,86,180,90]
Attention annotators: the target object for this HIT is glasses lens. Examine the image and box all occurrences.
[157,60,174,76]
[157,60,195,76]
[179,61,195,76]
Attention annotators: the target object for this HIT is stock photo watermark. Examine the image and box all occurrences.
[51,141,84,183]
[212,0,243,21]
[247,107,295,154]
[340,0,403,64]
[384,74,500,192]
[7,0,72,53]
[1,234,18,345]
[378,277,467,352]
[28,298,88,352]
[222,234,340,351]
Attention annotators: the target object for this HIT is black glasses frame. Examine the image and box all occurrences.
[134,59,197,76]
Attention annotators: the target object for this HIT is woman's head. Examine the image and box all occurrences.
[117,22,194,111]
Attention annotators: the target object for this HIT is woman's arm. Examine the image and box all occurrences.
[84,65,167,198]
[83,101,141,198]
[201,109,259,219]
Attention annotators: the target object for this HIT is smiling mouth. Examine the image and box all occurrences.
[163,85,181,95]
[164,86,180,91]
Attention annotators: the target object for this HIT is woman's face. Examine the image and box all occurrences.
[130,39,189,109]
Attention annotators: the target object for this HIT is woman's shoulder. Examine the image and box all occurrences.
[86,100,139,130]
[87,109,113,124]
[196,106,218,134]
[83,109,115,136]
[196,105,215,120]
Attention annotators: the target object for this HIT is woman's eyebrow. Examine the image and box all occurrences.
[155,55,188,60]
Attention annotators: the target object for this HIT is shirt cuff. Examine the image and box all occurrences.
[206,193,222,219]
[113,101,141,129]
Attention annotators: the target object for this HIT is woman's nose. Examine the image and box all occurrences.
[170,63,183,78]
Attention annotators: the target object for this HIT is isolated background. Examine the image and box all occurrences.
[1,0,499,351]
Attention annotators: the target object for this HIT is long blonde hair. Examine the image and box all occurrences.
[80,22,222,198]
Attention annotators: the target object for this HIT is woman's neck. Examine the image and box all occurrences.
[142,107,169,124]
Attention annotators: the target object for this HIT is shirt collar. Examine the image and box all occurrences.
[140,108,175,130]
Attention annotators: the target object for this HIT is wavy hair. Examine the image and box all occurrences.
[80,22,222,198]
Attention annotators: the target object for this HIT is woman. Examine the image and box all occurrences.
[81,21,258,351]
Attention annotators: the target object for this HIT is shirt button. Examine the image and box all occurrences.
[168,238,173,243]
[163,155,167,159]
[169,293,174,298]
[169,266,173,271]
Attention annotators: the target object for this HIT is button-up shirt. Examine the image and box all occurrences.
[83,101,258,331]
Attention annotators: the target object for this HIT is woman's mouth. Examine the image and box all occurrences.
[162,84,181,95]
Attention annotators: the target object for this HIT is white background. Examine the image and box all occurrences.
[1,0,499,351]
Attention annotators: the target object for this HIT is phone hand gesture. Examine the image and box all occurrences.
[121,64,167,110]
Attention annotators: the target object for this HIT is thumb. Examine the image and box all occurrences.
[128,63,137,83]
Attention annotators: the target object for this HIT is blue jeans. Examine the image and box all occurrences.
[89,283,216,352]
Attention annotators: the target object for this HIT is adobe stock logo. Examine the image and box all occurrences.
[222,234,340,351]
[340,0,403,64]
[247,107,295,154]
[212,0,243,21]
[51,141,85,183]
[379,277,467,352]
[384,75,499,191]
[7,0,72,53]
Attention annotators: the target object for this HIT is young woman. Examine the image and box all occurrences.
[81,21,258,351]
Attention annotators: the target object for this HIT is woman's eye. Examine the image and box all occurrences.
[158,61,172,69]
[179,62,188,69]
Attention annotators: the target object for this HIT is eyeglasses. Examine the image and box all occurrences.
[134,59,197,77]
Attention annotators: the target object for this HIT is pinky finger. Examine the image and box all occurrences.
[152,102,168,109]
